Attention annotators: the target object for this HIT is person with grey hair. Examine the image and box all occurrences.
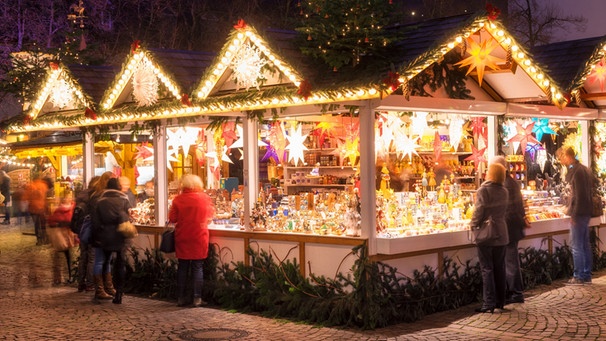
[490,156,527,304]
[470,162,510,313]
[168,174,215,307]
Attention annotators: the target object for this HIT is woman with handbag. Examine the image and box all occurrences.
[168,174,214,307]
[470,162,510,313]
[90,176,132,304]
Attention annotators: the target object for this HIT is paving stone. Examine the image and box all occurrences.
[3,222,606,340]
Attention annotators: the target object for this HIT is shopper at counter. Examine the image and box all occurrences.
[558,146,594,285]
[470,162,509,313]
[490,156,526,304]
[168,174,215,307]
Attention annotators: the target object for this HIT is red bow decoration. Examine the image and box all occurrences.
[84,107,98,120]
[131,40,140,53]
[382,71,401,92]
[234,19,247,30]
[297,80,312,100]
[23,115,32,126]
[486,4,501,20]
[49,62,59,70]
[181,94,192,107]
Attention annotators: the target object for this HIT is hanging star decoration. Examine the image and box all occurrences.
[470,116,488,150]
[342,136,360,167]
[221,146,233,164]
[464,146,487,170]
[433,131,442,162]
[455,37,505,86]
[166,127,200,157]
[394,134,420,161]
[134,142,154,161]
[221,121,238,147]
[285,123,309,166]
[205,150,221,181]
[531,118,557,142]
[261,141,280,163]
[588,58,606,92]
[267,121,288,164]
[312,121,334,148]
[449,116,465,151]
[526,142,544,161]
[132,57,159,106]
[410,111,429,137]
[507,121,540,155]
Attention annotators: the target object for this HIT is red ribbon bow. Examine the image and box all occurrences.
[181,94,192,107]
[234,19,247,30]
[131,40,140,53]
[49,62,59,70]
[382,71,401,92]
[85,107,98,120]
[297,80,312,101]
[486,4,501,21]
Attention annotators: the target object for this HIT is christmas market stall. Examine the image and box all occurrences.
[4,8,601,280]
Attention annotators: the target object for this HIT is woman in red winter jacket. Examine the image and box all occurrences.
[168,174,215,307]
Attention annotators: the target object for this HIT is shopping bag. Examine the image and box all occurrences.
[160,228,175,253]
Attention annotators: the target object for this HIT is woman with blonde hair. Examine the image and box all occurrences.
[470,162,509,313]
[168,174,214,307]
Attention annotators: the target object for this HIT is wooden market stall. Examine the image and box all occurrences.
[4,11,605,279]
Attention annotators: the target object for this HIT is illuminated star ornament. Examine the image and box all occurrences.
[341,136,360,167]
[507,121,540,155]
[588,58,606,92]
[134,143,154,161]
[285,123,309,166]
[455,37,506,86]
[312,121,334,148]
[410,112,429,137]
[464,146,487,170]
[394,134,420,161]
[531,118,557,142]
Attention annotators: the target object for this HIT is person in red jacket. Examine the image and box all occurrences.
[168,174,215,307]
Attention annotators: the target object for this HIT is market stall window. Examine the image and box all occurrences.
[375,112,486,239]
[251,115,361,236]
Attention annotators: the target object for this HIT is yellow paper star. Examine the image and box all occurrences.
[342,137,360,167]
[455,37,505,86]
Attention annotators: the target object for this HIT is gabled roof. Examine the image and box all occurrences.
[148,48,215,93]
[532,36,606,107]
[396,13,569,108]
[100,45,185,111]
[69,65,119,104]
[26,62,94,120]
[193,21,303,100]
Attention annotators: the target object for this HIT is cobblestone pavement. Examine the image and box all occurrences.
[1,221,605,341]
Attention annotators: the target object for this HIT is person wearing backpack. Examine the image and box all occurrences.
[73,176,100,292]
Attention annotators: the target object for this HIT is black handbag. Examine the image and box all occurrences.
[160,228,175,253]
[470,217,499,245]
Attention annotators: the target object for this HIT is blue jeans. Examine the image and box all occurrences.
[93,247,112,276]
[570,215,592,281]
[177,259,204,299]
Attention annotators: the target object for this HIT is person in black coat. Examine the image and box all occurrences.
[470,162,510,313]
[491,156,527,304]
[90,176,132,304]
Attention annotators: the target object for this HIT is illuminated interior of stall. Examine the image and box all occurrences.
[251,114,361,236]
[500,117,579,190]
[375,111,487,238]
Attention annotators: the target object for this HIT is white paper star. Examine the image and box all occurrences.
[410,112,429,137]
[394,134,420,161]
[285,124,309,166]
[230,124,268,149]
[221,146,234,164]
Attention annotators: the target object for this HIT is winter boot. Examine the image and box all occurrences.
[93,275,113,301]
[103,273,117,296]
[112,291,123,304]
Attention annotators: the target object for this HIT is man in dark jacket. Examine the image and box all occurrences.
[558,147,593,285]
[491,156,526,304]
